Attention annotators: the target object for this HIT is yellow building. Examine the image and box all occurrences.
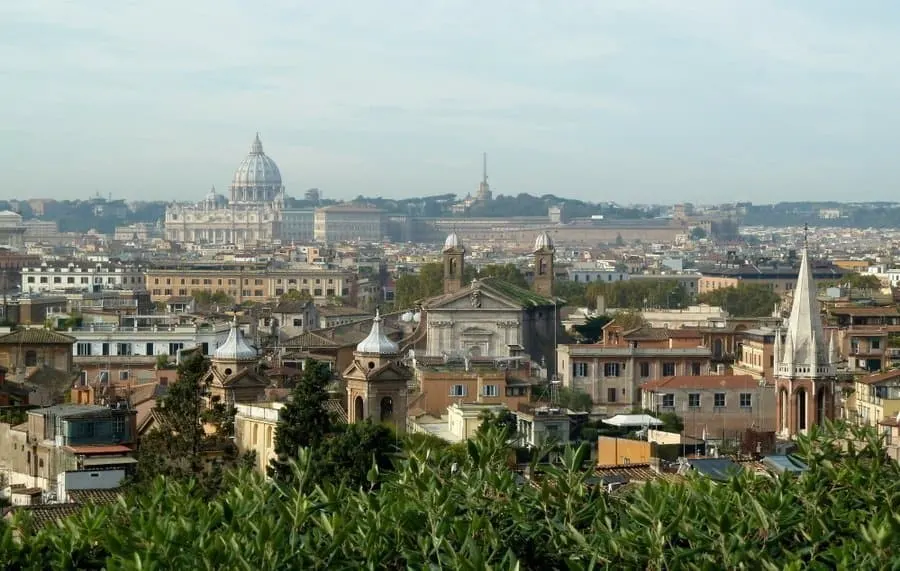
[145,262,356,304]
[234,402,283,474]
[853,370,900,427]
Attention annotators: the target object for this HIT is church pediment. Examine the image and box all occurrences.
[429,286,522,311]
[461,327,494,336]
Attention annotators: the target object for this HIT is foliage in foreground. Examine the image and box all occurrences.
[3,423,900,570]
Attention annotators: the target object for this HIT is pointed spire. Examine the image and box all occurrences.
[250,133,263,154]
[778,247,832,378]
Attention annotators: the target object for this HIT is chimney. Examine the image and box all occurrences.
[649,456,662,474]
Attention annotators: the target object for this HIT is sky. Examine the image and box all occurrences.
[2,1,900,205]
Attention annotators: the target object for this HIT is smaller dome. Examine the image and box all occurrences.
[214,318,258,361]
[356,310,399,355]
[443,232,462,252]
[534,231,554,251]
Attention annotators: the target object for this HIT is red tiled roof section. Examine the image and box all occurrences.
[857,369,900,385]
[66,444,133,454]
[642,374,759,391]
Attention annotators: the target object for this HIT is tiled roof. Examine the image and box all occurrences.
[284,331,340,348]
[67,489,123,505]
[642,374,759,391]
[0,329,75,345]
[317,305,370,317]
[273,301,311,314]
[4,504,83,530]
[594,464,682,483]
[829,306,900,317]
[857,369,900,385]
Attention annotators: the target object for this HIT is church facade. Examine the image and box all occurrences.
[164,134,284,247]
[422,232,561,375]
[774,246,840,438]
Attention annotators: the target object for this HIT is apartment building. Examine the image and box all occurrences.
[732,328,778,381]
[698,260,844,296]
[69,321,232,383]
[411,363,535,418]
[557,327,713,412]
[21,261,146,294]
[144,262,357,304]
[828,306,900,373]
[0,403,137,490]
[852,369,900,427]
[640,374,775,442]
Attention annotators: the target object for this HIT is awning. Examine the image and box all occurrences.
[602,414,664,428]
[81,456,138,467]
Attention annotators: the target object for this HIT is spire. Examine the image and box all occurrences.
[778,247,832,378]
[251,133,263,154]
[773,327,782,366]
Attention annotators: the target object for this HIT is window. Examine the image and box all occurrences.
[688,393,700,408]
[714,393,726,408]
[119,371,129,381]
[607,387,617,402]
[77,342,92,356]
[482,385,499,397]
[871,338,881,350]
[114,416,125,435]
[101,343,110,356]
[662,362,676,376]
[168,342,184,356]
[740,393,752,409]
[690,362,702,376]
[639,362,650,377]
[449,384,466,397]
[24,350,37,367]
[573,362,588,377]
[604,363,620,377]
[293,318,303,327]
[117,343,131,356]
[146,343,154,356]
[661,394,674,408]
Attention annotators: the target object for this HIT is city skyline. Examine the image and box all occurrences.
[3,1,900,203]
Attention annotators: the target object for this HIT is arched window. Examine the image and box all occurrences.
[539,259,547,276]
[354,396,365,422]
[380,396,394,422]
[24,350,37,367]
[252,424,259,446]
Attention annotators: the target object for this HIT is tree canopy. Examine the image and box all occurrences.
[4,423,898,569]
[192,290,234,309]
[818,271,882,290]
[697,283,781,317]
[554,279,691,311]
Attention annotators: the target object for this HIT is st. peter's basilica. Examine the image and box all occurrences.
[164,134,285,246]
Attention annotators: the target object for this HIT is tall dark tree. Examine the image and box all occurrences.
[310,421,396,489]
[137,352,208,482]
[268,359,335,480]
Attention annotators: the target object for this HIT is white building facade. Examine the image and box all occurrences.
[21,262,146,294]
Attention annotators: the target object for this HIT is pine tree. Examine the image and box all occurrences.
[268,359,334,480]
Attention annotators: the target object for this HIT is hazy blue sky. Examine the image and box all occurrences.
[2,1,899,204]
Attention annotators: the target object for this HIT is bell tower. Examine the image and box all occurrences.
[343,310,410,434]
[775,231,838,438]
[533,231,555,297]
[442,232,465,295]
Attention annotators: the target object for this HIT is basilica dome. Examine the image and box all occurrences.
[230,133,284,203]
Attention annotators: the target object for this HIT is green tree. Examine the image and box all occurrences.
[690,226,707,240]
[612,309,645,331]
[308,421,396,489]
[476,263,528,288]
[572,315,612,343]
[192,289,234,308]
[394,262,477,309]
[475,409,518,440]
[137,352,208,483]
[819,271,881,290]
[697,283,780,317]
[269,359,334,481]
[280,289,313,302]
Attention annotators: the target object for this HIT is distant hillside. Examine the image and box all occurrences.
[743,202,900,228]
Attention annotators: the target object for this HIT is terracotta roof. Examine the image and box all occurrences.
[594,464,681,483]
[857,369,900,385]
[4,504,82,530]
[66,444,134,454]
[67,488,123,505]
[0,329,75,345]
[283,331,340,348]
[642,374,759,391]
